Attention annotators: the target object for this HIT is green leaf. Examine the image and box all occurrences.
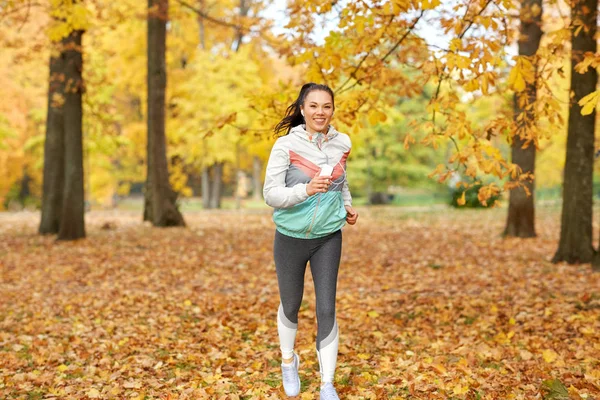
[541,379,569,400]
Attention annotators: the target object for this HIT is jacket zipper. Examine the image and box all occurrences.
[305,137,328,238]
[305,193,321,238]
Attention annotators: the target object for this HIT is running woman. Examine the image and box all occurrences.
[263,83,358,399]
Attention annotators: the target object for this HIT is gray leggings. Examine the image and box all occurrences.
[274,229,342,350]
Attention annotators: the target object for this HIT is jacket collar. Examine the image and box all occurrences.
[290,124,339,144]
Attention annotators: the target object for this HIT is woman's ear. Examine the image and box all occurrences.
[301,109,305,116]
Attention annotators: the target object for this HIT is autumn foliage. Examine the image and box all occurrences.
[1,209,600,399]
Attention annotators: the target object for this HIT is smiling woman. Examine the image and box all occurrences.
[263,83,358,400]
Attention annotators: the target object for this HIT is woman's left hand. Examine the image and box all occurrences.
[345,205,358,225]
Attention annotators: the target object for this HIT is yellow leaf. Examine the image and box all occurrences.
[57,364,68,372]
[367,109,385,126]
[580,327,594,336]
[508,57,534,92]
[457,191,466,206]
[449,38,462,52]
[543,349,558,363]
[183,299,192,307]
[453,384,469,395]
[432,363,447,374]
[422,0,441,9]
[508,66,526,92]
[87,388,101,399]
[358,353,371,359]
[578,90,599,116]
[367,310,379,318]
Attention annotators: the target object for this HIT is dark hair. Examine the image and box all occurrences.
[274,83,335,136]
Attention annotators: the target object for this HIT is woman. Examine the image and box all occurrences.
[263,83,358,399]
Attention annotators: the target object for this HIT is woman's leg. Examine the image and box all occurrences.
[308,230,342,385]
[274,230,310,359]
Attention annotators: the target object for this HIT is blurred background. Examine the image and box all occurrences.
[0,0,590,215]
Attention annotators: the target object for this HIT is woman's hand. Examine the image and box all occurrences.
[306,175,332,196]
[345,205,358,225]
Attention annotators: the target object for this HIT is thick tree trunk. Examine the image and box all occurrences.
[504,0,542,238]
[504,134,536,237]
[58,29,86,241]
[146,0,185,227]
[553,0,597,264]
[39,39,66,234]
[209,162,223,209]
[202,166,211,209]
[252,156,262,200]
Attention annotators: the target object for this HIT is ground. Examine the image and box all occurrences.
[0,205,599,399]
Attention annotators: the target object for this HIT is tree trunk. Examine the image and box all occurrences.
[554,0,597,264]
[252,156,262,200]
[197,0,206,50]
[210,162,223,209]
[18,171,31,205]
[235,141,241,209]
[202,165,211,209]
[233,0,249,51]
[146,0,185,227]
[39,38,66,234]
[503,0,542,238]
[58,29,86,241]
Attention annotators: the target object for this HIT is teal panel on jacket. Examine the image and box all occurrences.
[308,191,346,238]
[273,191,346,239]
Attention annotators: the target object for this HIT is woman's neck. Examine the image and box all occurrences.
[306,125,328,135]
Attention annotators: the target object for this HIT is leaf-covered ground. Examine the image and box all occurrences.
[1,206,599,399]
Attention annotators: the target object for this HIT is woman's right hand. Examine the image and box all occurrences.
[306,175,332,196]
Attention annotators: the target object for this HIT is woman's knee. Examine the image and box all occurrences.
[316,305,336,325]
[281,301,302,322]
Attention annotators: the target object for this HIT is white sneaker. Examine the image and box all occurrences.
[319,382,339,400]
[281,353,301,396]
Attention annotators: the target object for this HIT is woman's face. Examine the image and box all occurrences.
[301,90,334,134]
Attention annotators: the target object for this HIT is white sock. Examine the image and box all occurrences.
[277,304,298,360]
[317,321,339,384]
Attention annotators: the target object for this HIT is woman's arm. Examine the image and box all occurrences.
[342,137,352,206]
[342,179,352,206]
[263,143,310,209]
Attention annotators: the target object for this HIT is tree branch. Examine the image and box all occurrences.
[176,0,245,30]
[337,11,424,95]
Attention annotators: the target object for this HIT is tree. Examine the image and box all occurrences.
[57,28,86,240]
[39,2,87,240]
[503,0,543,238]
[39,37,66,234]
[144,0,186,227]
[552,0,597,263]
